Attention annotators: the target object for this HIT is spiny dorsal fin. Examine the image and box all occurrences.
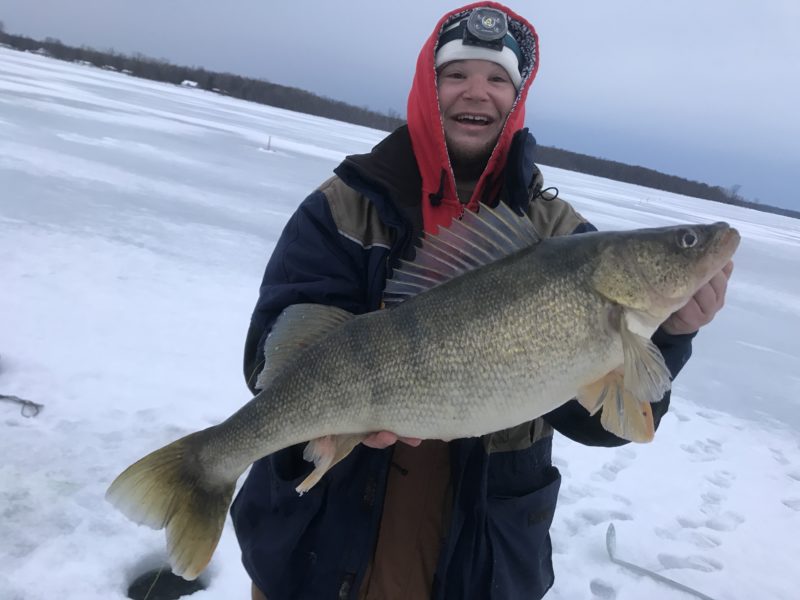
[255,303,355,390]
[383,202,541,308]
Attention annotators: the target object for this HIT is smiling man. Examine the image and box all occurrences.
[233,3,731,599]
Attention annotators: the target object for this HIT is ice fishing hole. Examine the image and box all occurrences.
[127,567,206,600]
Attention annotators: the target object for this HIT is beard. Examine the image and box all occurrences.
[445,134,498,181]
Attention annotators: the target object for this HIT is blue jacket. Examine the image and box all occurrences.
[231,127,695,599]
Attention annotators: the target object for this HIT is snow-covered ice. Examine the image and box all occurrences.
[1,48,798,600]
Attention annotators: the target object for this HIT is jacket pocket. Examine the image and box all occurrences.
[485,466,561,600]
[231,456,325,599]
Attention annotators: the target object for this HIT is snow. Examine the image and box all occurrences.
[1,47,799,600]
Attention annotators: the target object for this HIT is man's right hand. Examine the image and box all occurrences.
[362,431,423,449]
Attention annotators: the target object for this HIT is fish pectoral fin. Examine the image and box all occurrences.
[598,371,656,443]
[620,321,672,405]
[296,433,365,495]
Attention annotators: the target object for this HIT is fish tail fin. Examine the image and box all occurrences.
[105,430,235,580]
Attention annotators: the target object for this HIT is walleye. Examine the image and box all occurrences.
[106,202,739,580]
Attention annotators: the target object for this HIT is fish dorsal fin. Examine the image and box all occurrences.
[255,303,355,390]
[383,202,541,307]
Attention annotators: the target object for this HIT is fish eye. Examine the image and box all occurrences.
[677,229,698,249]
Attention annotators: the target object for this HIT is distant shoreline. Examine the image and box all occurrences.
[1,31,796,221]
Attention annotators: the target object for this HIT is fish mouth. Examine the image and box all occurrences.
[706,222,740,272]
[721,225,741,255]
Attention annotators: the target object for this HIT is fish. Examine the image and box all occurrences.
[106,202,740,580]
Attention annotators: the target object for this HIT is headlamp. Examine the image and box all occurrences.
[437,8,522,66]
[466,7,508,48]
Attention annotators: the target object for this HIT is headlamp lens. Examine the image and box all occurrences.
[466,8,508,42]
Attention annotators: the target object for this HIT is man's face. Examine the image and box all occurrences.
[437,59,517,167]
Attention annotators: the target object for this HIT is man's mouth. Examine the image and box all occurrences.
[453,113,493,126]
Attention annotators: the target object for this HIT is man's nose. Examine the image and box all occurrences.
[462,76,490,99]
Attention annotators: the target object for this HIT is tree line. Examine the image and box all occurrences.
[1,27,796,220]
[0,29,403,132]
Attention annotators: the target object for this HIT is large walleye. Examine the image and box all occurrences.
[107,202,739,579]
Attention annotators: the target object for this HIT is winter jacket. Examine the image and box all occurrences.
[232,4,695,599]
[231,126,695,600]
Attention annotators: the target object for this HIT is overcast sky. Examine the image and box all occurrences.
[1,0,798,210]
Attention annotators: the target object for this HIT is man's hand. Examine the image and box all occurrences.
[661,261,734,335]
[362,431,422,449]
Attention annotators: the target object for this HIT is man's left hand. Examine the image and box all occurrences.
[661,261,734,335]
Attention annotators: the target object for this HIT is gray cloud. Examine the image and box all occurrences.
[1,0,797,209]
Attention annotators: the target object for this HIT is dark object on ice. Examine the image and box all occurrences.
[606,523,717,600]
[127,567,205,600]
[0,354,44,417]
[0,394,44,417]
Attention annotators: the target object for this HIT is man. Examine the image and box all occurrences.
[232,3,732,599]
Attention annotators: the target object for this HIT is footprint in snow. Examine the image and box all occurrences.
[577,508,633,526]
[558,483,595,505]
[654,526,676,541]
[781,498,800,512]
[612,493,632,506]
[589,579,617,599]
[670,408,691,422]
[687,530,723,549]
[705,470,735,489]
[657,553,723,572]
[563,508,632,536]
[770,448,790,466]
[705,511,745,532]
[701,490,725,506]
[680,438,723,462]
[593,448,636,482]
[676,510,744,533]
[654,527,722,549]
[676,515,705,529]
[696,410,722,420]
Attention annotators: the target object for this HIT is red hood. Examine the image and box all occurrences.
[407,2,539,234]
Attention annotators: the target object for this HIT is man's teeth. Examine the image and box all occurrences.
[456,115,489,123]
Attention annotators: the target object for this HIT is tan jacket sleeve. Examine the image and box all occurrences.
[525,187,590,239]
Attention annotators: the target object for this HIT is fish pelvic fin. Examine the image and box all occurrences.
[590,370,657,443]
[105,430,235,580]
[296,433,365,495]
[577,377,610,416]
